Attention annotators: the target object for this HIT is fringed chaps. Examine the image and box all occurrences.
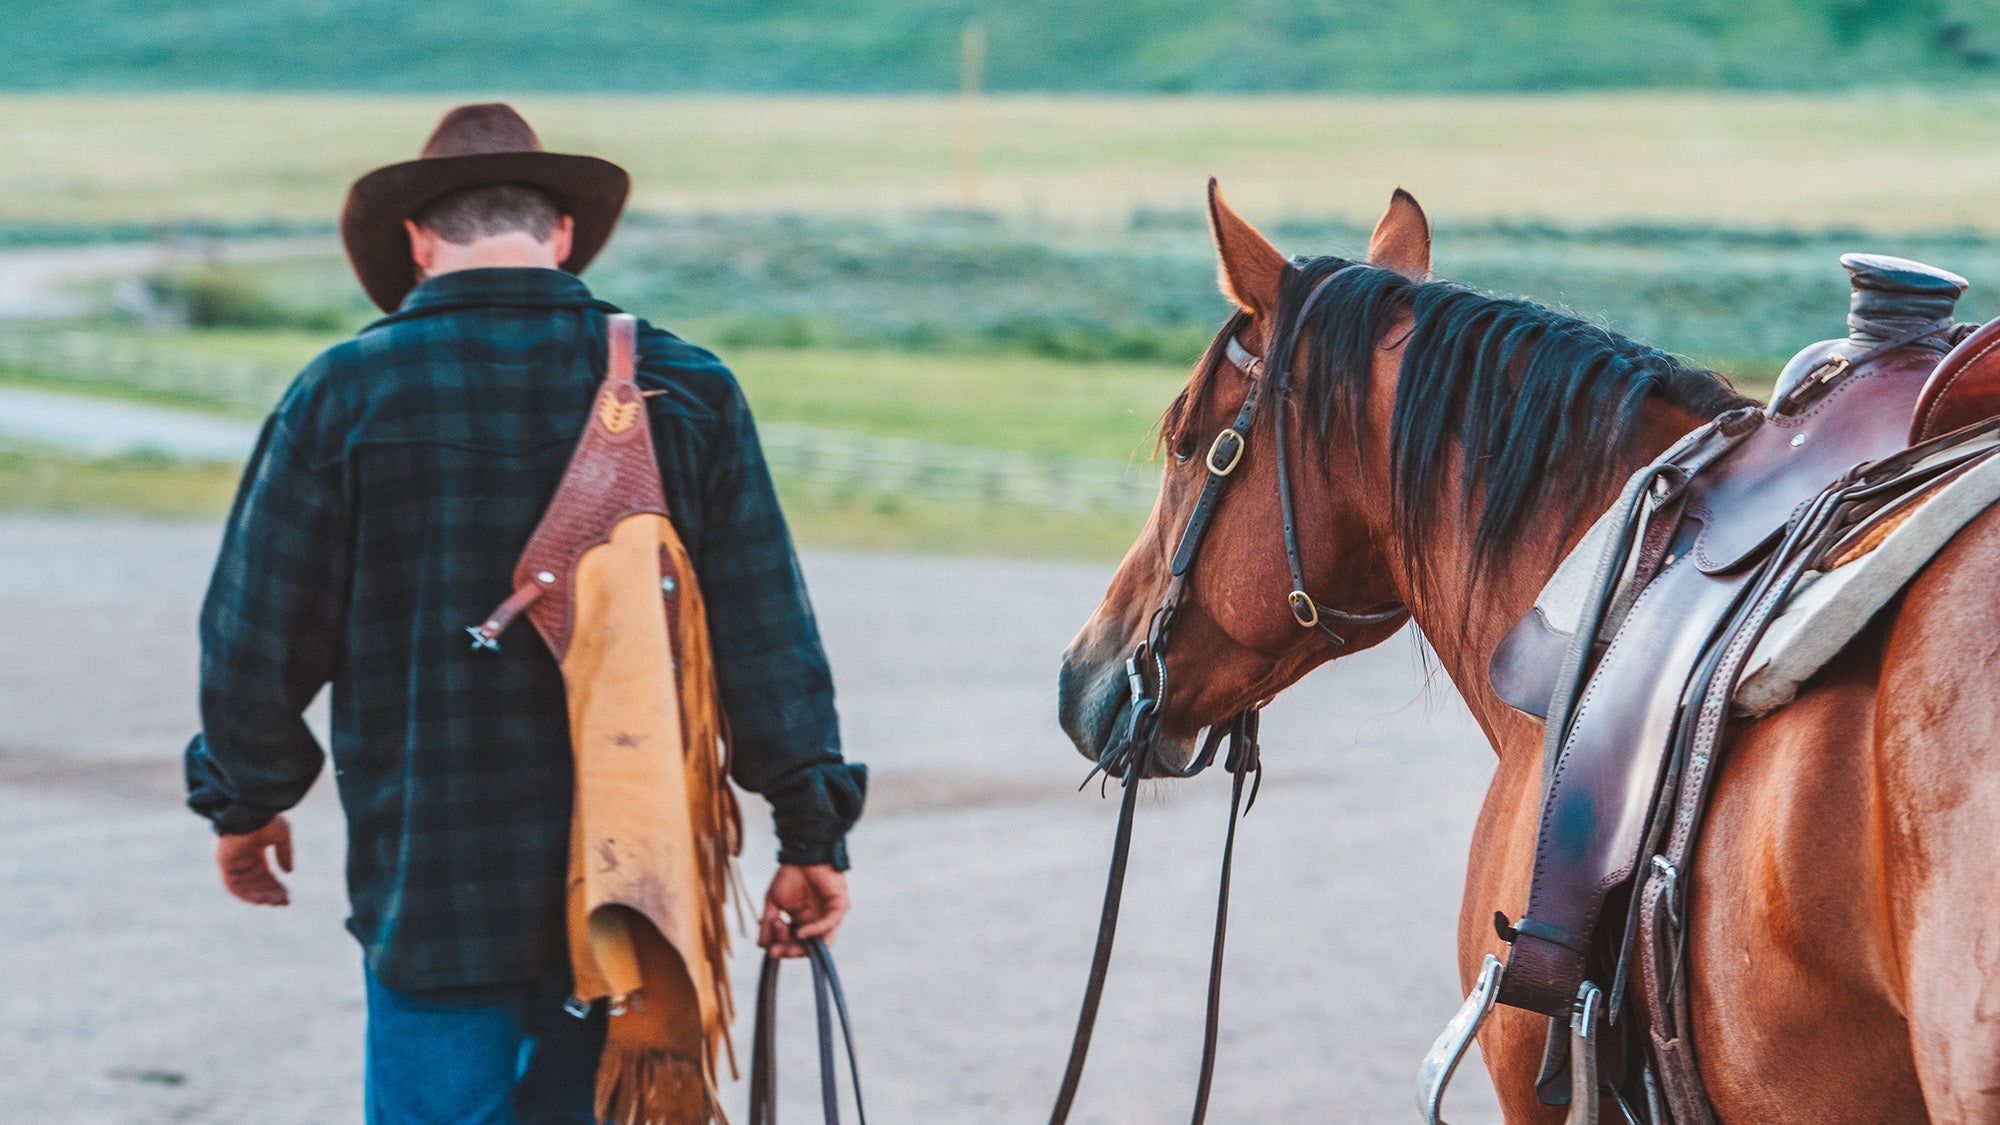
[473,314,742,1124]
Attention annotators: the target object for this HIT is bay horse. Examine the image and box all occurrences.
[1057,182,2000,1123]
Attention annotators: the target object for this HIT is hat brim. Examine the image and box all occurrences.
[341,151,631,312]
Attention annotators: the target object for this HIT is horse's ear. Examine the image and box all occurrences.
[1367,188,1431,278]
[1207,178,1286,316]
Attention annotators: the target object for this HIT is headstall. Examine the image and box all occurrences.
[1050,262,1409,1124]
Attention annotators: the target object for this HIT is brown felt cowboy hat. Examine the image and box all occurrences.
[342,103,631,312]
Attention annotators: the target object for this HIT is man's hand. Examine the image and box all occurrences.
[758,864,849,958]
[216,815,293,906]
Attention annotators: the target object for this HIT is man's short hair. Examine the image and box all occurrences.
[413,183,563,245]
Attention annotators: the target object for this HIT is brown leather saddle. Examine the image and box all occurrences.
[1421,254,2000,1125]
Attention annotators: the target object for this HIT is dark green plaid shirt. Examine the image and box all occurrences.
[186,268,864,991]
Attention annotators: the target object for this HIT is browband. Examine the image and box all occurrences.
[1224,335,1264,379]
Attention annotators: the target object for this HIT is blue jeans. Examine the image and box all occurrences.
[364,964,605,1125]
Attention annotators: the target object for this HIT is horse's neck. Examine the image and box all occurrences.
[1395,401,1716,752]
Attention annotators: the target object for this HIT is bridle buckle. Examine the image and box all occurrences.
[1286,589,1320,629]
[1206,429,1245,476]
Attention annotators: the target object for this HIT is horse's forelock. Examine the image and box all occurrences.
[1159,309,1251,454]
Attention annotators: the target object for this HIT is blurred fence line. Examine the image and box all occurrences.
[0,326,1160,512]
[0,326,291,412]
[758,423,1156,513]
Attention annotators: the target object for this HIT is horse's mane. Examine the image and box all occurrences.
[1167,256,1754,597]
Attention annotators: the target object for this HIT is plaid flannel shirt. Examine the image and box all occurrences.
[185,268,864,990]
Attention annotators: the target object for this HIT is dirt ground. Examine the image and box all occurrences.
[0,514,1505,1123]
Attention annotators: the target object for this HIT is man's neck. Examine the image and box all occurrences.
[421,234,562,278]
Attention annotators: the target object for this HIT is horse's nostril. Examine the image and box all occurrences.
[1057,654,1087,737]
[1058,650,1125,760]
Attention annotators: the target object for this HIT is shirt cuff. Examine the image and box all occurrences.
[185,733,282,836]
[206,809,280,836]
[777,838,851,871]
[765,761,866,871]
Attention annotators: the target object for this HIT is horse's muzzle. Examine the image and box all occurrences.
[1058,647,1202,773]
[1057,649,1128,763]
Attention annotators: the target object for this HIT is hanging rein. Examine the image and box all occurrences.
[1049,263,1409,1124]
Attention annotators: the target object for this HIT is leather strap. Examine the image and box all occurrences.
[607,311,638,383]
[1223,334,1264,380]
[750,936,867,1125]
[1636,486,1842,1124]
[1046,730,1148,1123]
[1495,410,1766,1017]
[1270,276,1346,641]
[1536,409,1759,794]
[1193,713,1261,1122]
[1049,714,1261,1125]
[464,578,548,651]
[465,311,645,653]
[1173,269,1408,644]
[1264,270,1409,642]
[1169,362,1267,578]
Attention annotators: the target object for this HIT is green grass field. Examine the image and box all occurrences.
[8,93,2000,230]
[0,448,1151,559]
[0,329,1172,559]
[733,347,1181,461]
[0,325,1191,461]
[0,450,245,517]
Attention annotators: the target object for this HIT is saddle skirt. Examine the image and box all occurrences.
[1501,428,2000,719]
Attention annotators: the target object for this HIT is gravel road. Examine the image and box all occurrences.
[0,385,261,460]
[0,515,1504,1124]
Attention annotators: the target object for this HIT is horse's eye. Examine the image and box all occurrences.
[1173,436,1197,463]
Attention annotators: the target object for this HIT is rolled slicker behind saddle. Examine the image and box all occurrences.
[470,313,743,1124]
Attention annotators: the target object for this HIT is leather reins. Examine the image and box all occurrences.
[750,934,867,1124]
[1049,264,1409,1124]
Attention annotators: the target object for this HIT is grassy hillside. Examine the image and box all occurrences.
[6,1,2000,93]
[8,93,2000,231]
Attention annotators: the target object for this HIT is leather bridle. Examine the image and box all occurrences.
[1049,263,1410,1124]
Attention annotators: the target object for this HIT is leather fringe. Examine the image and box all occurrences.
[661,526,743,1086]
[595,1045,717,1125]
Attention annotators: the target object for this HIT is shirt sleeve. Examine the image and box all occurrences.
[185,405,350,835]
[698,384,865,870]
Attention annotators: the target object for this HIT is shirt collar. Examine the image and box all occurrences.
[372,267,602,326]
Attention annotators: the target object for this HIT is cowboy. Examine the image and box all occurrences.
[184,104,866,1123]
